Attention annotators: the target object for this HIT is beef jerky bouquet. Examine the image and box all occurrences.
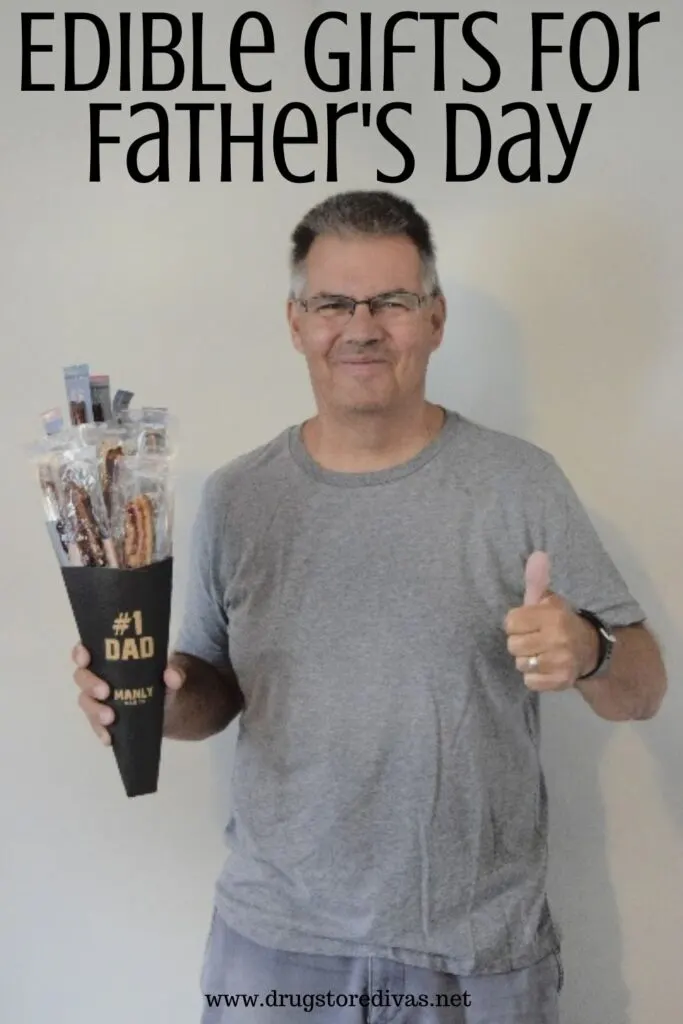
[31,373,176,798]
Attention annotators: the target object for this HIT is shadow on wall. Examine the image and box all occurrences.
[427,278,534,442]
[543,509,682,1024]
[428,264,680,1021]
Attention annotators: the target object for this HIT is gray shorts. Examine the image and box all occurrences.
[200,907,563,1023]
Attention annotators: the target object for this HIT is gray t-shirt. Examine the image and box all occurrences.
[176,408,645,975]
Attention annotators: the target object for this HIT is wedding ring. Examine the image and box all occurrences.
[527,655,540,670]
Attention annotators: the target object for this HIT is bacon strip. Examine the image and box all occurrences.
[124,494,155,568]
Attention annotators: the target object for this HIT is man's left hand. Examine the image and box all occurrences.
[504,552,600,691]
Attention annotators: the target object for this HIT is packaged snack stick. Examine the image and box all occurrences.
[64,364,94,425]
[41,408,64,436]
[125,494,155,568]
[36,445,71,566]
[113,390,134,421]
[90,375,113,423]
[122,408,174,456]
[140,408,169,454]
[89,423,138,518]
[58,444,118,568]
[110,453,174,567]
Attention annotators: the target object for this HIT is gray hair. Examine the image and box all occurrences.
[289,191,441,299]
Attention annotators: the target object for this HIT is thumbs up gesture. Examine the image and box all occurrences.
[504,552,599,691]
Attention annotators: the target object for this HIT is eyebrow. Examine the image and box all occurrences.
[310,288,413,298]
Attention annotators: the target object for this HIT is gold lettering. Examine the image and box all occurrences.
[113,689,124,700]
[146,687,153,698]
[121,638,140,660]
[105,638,120,660]
[140,636,155,658]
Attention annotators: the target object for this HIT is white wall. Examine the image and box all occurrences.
[1,1,681,1021]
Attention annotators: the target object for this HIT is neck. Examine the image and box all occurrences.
[301,401,445,473]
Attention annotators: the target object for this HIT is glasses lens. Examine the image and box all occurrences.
[371,292,421,316]
[307,296,354,319]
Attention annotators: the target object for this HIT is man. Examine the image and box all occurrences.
[73,191,667,1023]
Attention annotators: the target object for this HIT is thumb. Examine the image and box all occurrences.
[523,551,551,606]
[164,663,186,691]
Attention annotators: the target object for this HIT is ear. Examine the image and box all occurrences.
[287,298,305,355]
[429,293,447,351]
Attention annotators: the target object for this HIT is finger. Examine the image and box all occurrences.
[508,633,545,657]
[523,551,551,606]
[72,643,91,668]
[516,655,544,674]
[523,670,568,692]
[77,691,115,743]
[73,666,110,701]
[518,650,577,677]
[523,673,549,691]
[504,604,549,635]
[164,664,186,691]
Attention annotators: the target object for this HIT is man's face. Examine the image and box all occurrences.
[287,233,446,415]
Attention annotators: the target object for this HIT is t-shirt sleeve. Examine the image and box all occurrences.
[173,474,232,673]
[532,456,647,628]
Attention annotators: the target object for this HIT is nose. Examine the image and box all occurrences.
[343,301,382,343]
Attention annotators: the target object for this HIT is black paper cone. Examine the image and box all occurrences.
[61,557,173,797]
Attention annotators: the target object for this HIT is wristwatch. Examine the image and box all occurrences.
[576,609,617,679]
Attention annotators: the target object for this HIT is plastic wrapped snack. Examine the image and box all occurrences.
[41,407,65,437]
[112,389,134,422]
[139,408,172,455]
[56,436,118,568]
[118,407,174,456]
[32,405,176,571]
[90,422,137,519]
[109,452,174,568]
[64,363,94,425]
[35,432,73,567]
[90,375,113,423]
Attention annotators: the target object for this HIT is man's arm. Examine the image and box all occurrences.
[575,622,667,722]
[166,469,243,741]
[163,652,244,741]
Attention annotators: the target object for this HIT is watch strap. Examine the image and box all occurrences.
[576,608,614,679]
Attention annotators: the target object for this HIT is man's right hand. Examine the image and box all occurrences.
[72,643,186,745]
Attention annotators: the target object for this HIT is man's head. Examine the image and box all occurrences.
[287,191,446,418]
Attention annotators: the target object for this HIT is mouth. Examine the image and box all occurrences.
[336,360,387,374]
[337,359,387,365]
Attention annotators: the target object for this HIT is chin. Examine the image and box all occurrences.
[335,398,394,414]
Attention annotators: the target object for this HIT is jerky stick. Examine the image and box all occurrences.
[66,483,108,567]
[124,494,155,568]
[100,441,124,518]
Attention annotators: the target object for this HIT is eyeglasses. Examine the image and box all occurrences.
[297,290,434,325]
